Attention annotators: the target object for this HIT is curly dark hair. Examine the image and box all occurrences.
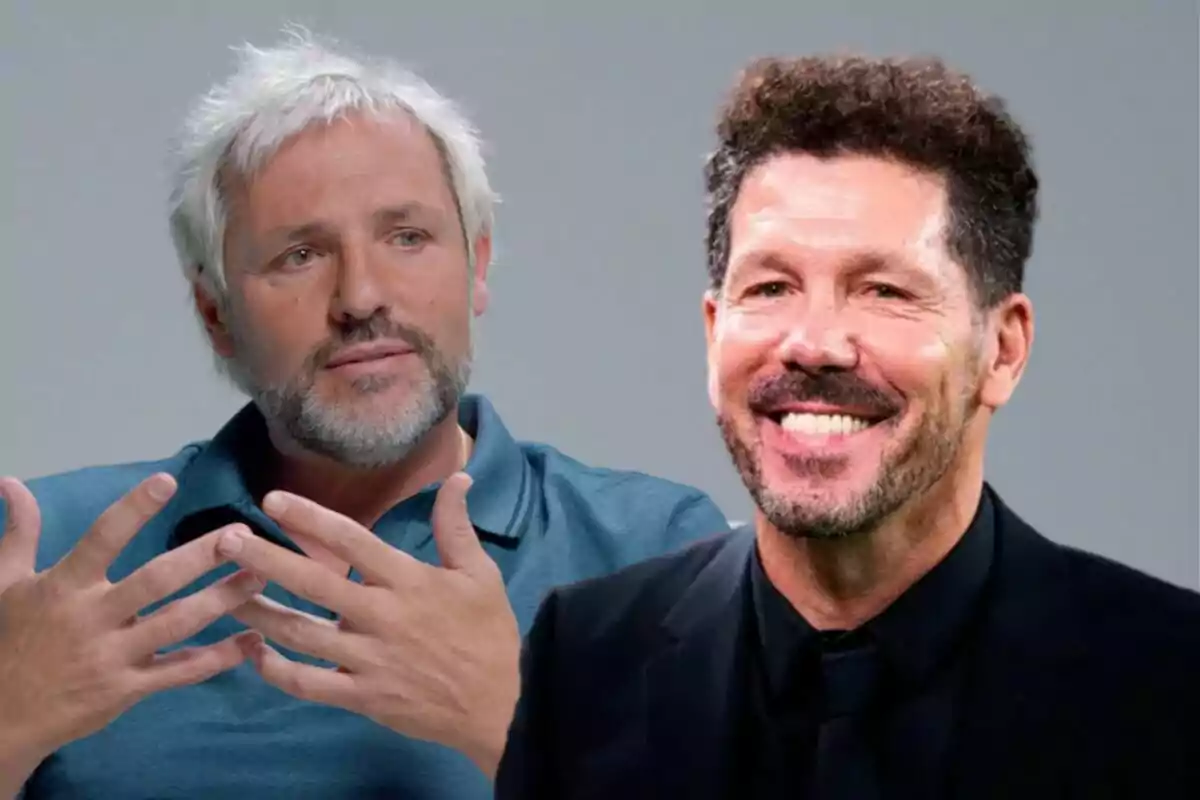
[704,55,1039,307]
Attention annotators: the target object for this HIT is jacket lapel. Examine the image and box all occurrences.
[947,492,1090,798]
[645,527,755,800]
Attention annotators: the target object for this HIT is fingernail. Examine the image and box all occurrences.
[262,492,287,516]
[217,526,248,555]
[243,573,266,593]
[147,475,175,502]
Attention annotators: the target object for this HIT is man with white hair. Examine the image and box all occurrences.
[0,29,729,799]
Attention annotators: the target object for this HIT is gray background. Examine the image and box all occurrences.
[3,1,1197,589]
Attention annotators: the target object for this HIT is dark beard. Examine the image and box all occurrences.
[718,371,975,540]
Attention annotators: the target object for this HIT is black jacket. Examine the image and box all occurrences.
[496,487,1200,799]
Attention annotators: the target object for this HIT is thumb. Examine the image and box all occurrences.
[431,472,488,574]
[0,477,42,582]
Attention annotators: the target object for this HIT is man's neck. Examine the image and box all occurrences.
[266,410,472,529]
[757,460,985,632]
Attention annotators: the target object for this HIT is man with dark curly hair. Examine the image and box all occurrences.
[494,55,1200,799]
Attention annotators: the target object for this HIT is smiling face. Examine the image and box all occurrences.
[705,152,1029,540]
[196,110,491,468]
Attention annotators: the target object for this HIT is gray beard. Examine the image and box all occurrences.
[244,360,469,469]
[220,314,470,469]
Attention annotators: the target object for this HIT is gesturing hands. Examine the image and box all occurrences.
[217,472,521,777]
[0,474,262,795]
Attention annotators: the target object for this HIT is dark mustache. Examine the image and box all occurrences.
[310,313,435,368]
[748,371,901,417]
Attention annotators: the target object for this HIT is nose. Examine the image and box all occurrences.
[776,297,859,373]
[330,243,388,322]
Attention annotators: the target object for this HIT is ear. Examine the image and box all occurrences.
[978,293,1034,410]
[192,279,236,359]
[703,289,720,347]
[703,289,721,411]
[470,233,492,317]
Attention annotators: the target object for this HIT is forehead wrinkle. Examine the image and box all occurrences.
[732,160,950,263]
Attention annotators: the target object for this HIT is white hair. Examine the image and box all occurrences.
[167,26,498,298]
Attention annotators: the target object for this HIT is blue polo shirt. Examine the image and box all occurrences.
[6,394,730,799]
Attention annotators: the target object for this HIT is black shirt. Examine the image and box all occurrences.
[736,491,996,798]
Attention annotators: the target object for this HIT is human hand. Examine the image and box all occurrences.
[0,474,263,791]
[218,473,521,777]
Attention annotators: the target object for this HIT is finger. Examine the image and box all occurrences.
[231,594,374,671]
[260,491,402,586]
[122,569,265,658]
[134,630,256,695]
[244,637,362,711]
[105,524,245,621]
[216,526,373,618]
[0,477,41,577]
[55,473,177,586]
[431,472,491,575]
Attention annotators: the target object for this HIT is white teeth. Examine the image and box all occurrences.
[780,412,871,436]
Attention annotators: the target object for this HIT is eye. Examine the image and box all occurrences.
[390,228,430,249]
[746,281,790,298]
[280,246,321,269]
[864,282,908,300]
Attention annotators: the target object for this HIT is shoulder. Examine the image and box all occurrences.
[518,440,732,551]
[4,443,209,569]
[1014,530,1200,764]
[518,440,719,511]
[540,529,748,652]
[996,498,1200,675]
[1054,540,1200,647]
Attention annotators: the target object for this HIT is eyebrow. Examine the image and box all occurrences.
[842,250,944,294]
[265,221,329,244]
[734,247,944,296]
[372,202,442,227]
[842,251,903,277]
[262,202,444,243]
